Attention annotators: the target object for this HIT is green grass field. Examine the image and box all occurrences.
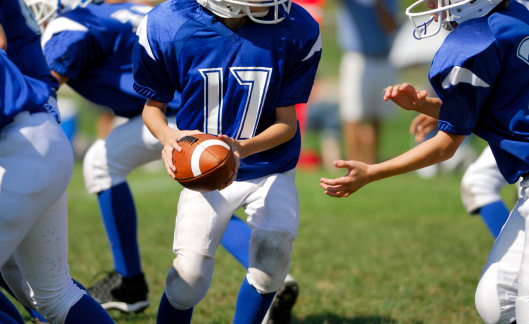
[10,104,515,323]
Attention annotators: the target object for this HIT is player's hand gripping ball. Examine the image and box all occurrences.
[172,134,236,192]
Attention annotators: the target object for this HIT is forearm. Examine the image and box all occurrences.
[239,105,297,158]
[0,23,6,51]
[142,99,171,144]
[416,97,442,119]
[368,131,465,181]
[51,70,69,87]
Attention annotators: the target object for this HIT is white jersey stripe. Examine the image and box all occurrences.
[41,17,88,47]
[302,33,322,62]
[137,15,155,60]
[442,66,490,89]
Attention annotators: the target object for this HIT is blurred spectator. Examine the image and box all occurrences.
[304,81,342,173]
[336,0,399,164]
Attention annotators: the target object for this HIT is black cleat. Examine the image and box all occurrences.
[88,270,150,313]
[263,274,299,324]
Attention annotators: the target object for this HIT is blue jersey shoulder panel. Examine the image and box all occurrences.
[43,2,180,117]
[0,50,50,127]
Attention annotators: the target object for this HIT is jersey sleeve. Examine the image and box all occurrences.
[0,50,50,125]
[276,9,322,107]
[42,16,96,80]
[429,26,500,135]
[133,13,179,103]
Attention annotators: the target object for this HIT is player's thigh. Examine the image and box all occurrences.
[339,51,366,122]
[476,199,524,323]
[245,169,299,236]
[100,115,166,173]
[0,112,73,266]
[173,187,244,256]
[461,146,507,212]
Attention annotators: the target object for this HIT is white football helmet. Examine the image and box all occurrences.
[196,0,292,24]
[406,0,503,39]
[24,0,102,26]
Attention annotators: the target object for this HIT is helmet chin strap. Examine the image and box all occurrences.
[442,19,455,31]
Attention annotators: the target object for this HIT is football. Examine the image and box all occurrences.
[172,134,235,192]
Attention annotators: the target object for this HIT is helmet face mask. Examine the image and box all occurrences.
[24,0,59,26]
[197,0,292,24]
[406,0,503,39]
[23,0,103,27]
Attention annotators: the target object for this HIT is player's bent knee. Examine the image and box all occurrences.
[461,170,503,215]
[83,139,127,194]
[247,230,294,294]
[475,265,505,324]
[165,252,214,309]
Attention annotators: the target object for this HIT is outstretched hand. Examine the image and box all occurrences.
[410,113,438,143]
[320,160,371,198]
[383,83,428,111]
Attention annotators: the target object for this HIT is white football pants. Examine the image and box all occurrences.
[164,169,299,310]
[0,111,86,323]
[475,175,529,324]
[83,113,178,194]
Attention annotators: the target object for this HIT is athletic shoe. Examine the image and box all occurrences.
[262,274,299,324]
[87,270,150,313]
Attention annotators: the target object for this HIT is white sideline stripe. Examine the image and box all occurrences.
[190,139,231,177]
[42,17,88,47]
[441,66,490,89]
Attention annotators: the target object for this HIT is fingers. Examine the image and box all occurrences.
[162,146,176,179]
[383,83,414,100]
[319,181,352,198]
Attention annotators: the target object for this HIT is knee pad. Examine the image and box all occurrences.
[83,139,126,194]
[165,251,215,310]
[247,230,295,294]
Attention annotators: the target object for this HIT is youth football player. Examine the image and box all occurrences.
[133,0,321,321]
[320,0,529,322]
[25,0,302,321]
[0,1,115,322]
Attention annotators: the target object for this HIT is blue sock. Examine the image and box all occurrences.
[221,215,251,268]
[64,294,114,324]
[0,291,24,324]
[97,182,142,277]
[0,311,23,324]
[233,277,276,324]
[156,292,193,324]
[0,274,46,322]
[479,200,510,239]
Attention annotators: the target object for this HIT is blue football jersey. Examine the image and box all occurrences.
[0,0,58,90]
[429,1,529,184]
[42,2,180,118]
[133,0,322,180]
[0,50,50,127]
